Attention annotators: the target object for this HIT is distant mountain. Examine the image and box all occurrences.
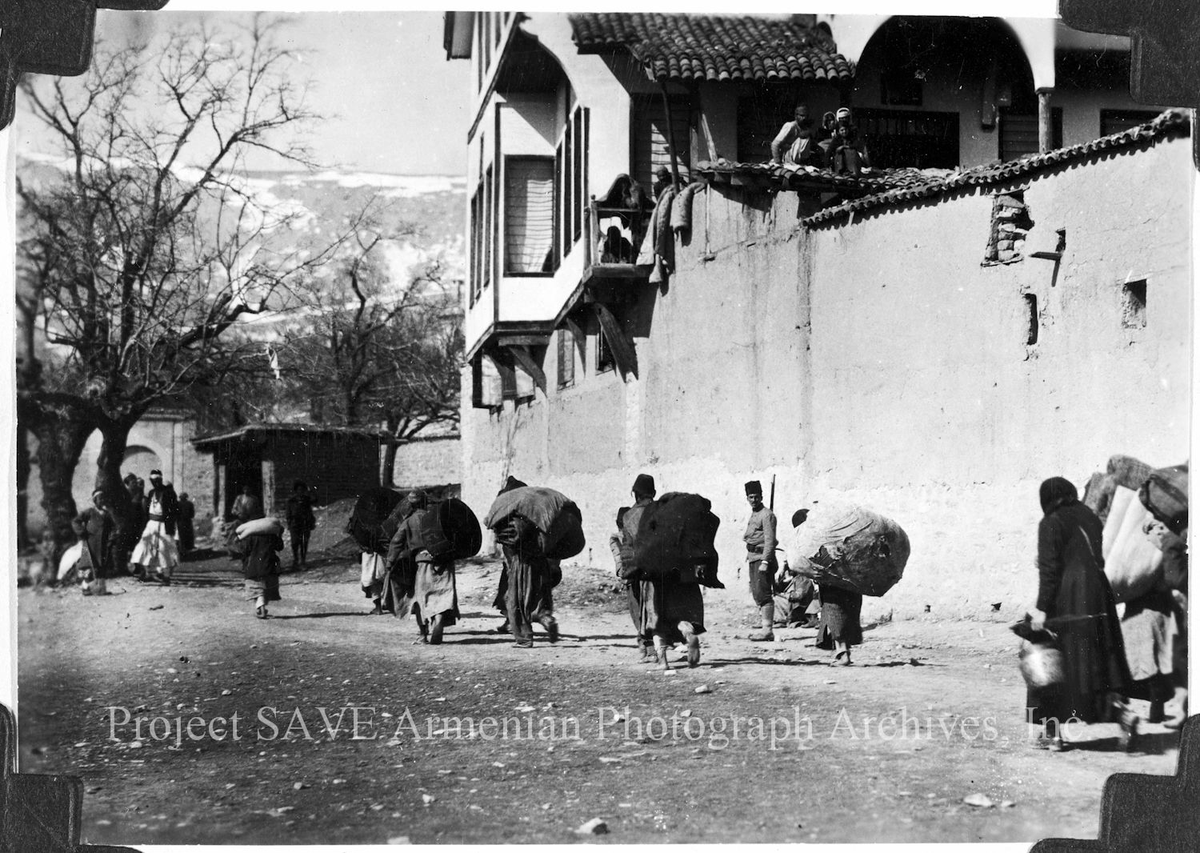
[16,155,467,288]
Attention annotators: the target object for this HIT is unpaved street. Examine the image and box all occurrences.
[18,551,1181,846]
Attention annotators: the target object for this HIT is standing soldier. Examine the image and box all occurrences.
[743,479,778,641]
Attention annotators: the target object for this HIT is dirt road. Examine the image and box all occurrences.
[17,550,1181,846]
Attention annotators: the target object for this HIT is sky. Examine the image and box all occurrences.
[16,10,472,177]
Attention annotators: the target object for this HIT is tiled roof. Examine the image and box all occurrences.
[801,109,1191,227]
[569,13,853,84]
[694,159,950,194]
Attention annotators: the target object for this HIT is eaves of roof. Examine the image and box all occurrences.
[801,109,1191,227]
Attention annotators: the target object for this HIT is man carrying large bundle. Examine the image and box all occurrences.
[484,481,584,648]
[743,480,778,642]
[625,483,716,670]
[385,490,459,644]
[785,502,910,665]
[609,474,659,662]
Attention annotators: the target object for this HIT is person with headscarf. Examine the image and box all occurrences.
[1027,476,1138,751]
[770,103,823,167]
[131,469,181,584]
[743,479,778,641]
[385,490,459,644]
[610,474,659,662]
[73,488,116,596]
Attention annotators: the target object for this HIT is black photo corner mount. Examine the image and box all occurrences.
[0,0,1196,850]
[1,703,140,852]
[0,0,170,131]
[1030,715,1200,852]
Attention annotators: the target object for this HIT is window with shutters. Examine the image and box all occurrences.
[504,157,555,276]
[553,105,589,265]
[557,327,576,389]
[1100,109,1160,137]
[632,94,690,191]
[855,108,959,169]
[468,165,496,304]
[596,326,615,375]
[999,107,1062,161]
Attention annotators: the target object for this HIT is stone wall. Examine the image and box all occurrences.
[460,132,1192,620]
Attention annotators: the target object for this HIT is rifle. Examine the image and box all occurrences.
[769,475,776,512]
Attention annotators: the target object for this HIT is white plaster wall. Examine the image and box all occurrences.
[461,132,1191,622]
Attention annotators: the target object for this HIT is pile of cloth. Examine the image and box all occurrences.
[784,502,910,597]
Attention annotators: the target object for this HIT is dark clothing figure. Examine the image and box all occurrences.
[495,515,559,647]
[176,495,196,554]
[73,504,116,581]
[286,489,316,568]
[1029,477,1133,731]
[815,584,864,649]
[234,525,283,618]
[386,502,458,643]
[610,498,655,656]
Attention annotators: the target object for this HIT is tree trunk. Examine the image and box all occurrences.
[96,415,142,574]
[16,418,31,552]
[31,410,94,583]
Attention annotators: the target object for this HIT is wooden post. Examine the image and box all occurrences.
[659,82,682,189]
[1037,89,1053,154]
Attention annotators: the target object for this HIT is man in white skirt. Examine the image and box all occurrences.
[131,469,181,584]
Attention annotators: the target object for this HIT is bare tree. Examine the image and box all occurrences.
[16,16,352,569]
[279,224,463,485]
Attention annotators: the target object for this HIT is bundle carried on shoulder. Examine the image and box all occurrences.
[784,502,910,597]
[412,499,484,561]
[632,492,723,588]
[347,487,404,554]
[236,516,284,539]
[1106,454,1155,491]
[1138,462,1188,534]
[483,486,586,560]
[1101,486,1163,603]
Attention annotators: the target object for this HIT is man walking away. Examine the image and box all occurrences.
[610,474,658,662]
[743,479,778,641]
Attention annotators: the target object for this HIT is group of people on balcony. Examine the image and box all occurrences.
[772,104,871,176]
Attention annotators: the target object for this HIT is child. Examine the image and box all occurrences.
[235,516,284,618]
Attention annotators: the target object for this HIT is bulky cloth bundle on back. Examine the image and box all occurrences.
[631,492,723,588]
[784,503,909,597]
[484,486,585,560]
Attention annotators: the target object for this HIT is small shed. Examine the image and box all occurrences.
[192,424,385,519]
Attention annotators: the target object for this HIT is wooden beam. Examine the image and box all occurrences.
[593,303,638,380]
[508,345,547,395]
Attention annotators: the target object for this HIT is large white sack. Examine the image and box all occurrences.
[784,502,910,597]
[1102,486,1162,603]
[57,541,85,581]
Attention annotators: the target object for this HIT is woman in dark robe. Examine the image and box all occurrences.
[1028,476,1138,751]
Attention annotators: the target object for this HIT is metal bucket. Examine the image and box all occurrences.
[1019,639,1065,689]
